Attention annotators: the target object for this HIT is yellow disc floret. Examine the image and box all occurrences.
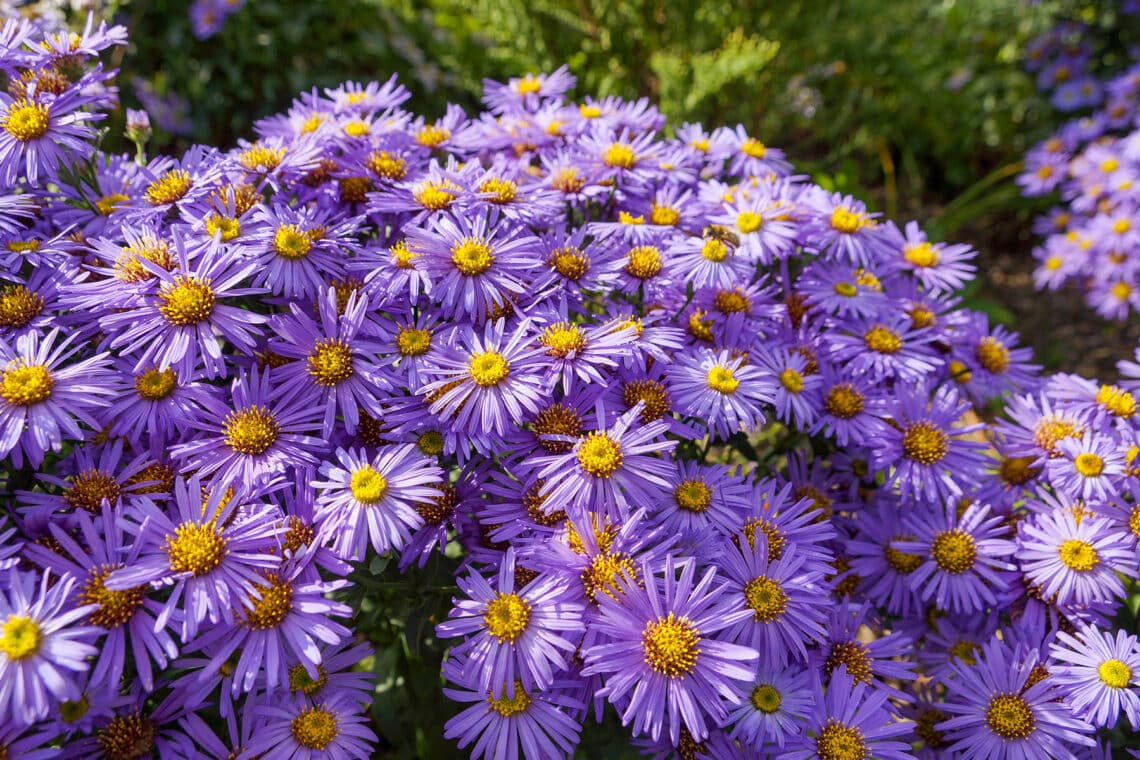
[0,284,44,328]
[158,276,215,327]
[706,365,740,394]
[144,169,193,206]
[469,351,510,387]
[307,339,354,386]
[134,367,177,401]
[290,706,340,750]
[931,529,976,574]
[576,432,623,477]
[0,614,41,659]
[540,322,588,357]
[2,99,49,141]
[1058,539,1099,571]
[743,576,787,622]
[1,362,53,406]
[350,465,388,504]
[451,238,495,276]
[901,421,950,465]
[642,612,700,678]
[1098,659,1132,689]
[223,405,280,455]
[985,694,1035,740]
[483,592,531,643]
[165,521,226,576]
[244,574,293,629]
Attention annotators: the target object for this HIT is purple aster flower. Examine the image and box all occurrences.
[939,638,1095,760]
[717,533,829,665]
[534,317,636,394]
[313,444,444,560]
[707,193,799,264]
[815,602,916,702]
[869,385,988,504]
[442,655,584,760]
[756,348,822,429]
[244,693,377,760]
[406,209,542,321]
[822,312,939,383]
[533,402,676,522]
[886,220,977,293]
[798,260,890,319]
[268,289,391,436]
[191,553,351,694]
[248,200,362,299]
[845,503,924,617]
[171,367,324,485]
[105,474,284,640]
[726,666,812,750]
[802,188,898,266]
[653,461,750,542]
[0,88,101,186]
[784,667,912,760]
[436,548,585,695]
[419,318,548,449]
[893,500,1017,614]
[1047,434,1125,502]
[668,348,774,440]
[98,230,265,379]
[0,568,99,727]
[581,555,759,745]
[1016,509,1137,607]
[1050,623,1140,728]
[23,505,178,692]
[101,359,216,451]
[0,327,113,468]
[809,365,884,446]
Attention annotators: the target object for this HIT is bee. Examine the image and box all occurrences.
[701,225,740,248]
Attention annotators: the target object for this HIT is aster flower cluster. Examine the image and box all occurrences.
[1019,9,1140,319]
[1,12,1140,760]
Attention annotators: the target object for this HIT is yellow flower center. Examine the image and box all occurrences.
[65,469,122,512]
[549,247,590,280]
[779,367,804,393]
[223,405,280,455]
[396,326,432,356]
[533,403,583,453]
[540,322,588,357]
[706,365,740,394]
[273,224,312,260]
[205,214,240,242]
[97,712,157,760]
[3,99,51,142]
[1098,659,1132,689]
[0,284,43,328]
[884,537,923,574]
[80,566,145,629]
[307,339,354,387]
[288,663,329,696]
[238,144,286,173]
[830,207,871,234]
[366,150,407,180]
[479,177,518,204]
[743,576,787,622]
[483,592,531,642]
[1058,539,1099,571]
[576,432,623,477]
[622,379,671,422]
[487,682,531,717]
[825,640,873,683]
[833,281,858,297]
[736,211,763,233]
[134,367,177,401]
[625,245,662,279]
[714,289,750,313]
[469,350,510,386]
[816,720,867,760]
[116,237,174,283]
[342,119,370,138]
[642,612,700,678]
[1,361,53,406]
[451,237,495,276]
[290,706,339,750]
[742,517,787,560]
[0,614,41,659]
[901,422,950,465]
[863,325,902,354]
[583,551,638,603]
[673,479,712,512]
[903,241,940,267]
[1073,452,1104,477]
[1096,384,1136,418]
[985,694,1035,740]
[350,465,388,504]
[244,574,293,629]
[416,123,451,148]
[144,169,193,206]
[701,239,728,262]
[825,384,864,419]
[165,521,226,576]
[650,203,680,226]
[95,193,129,216]
[751,684,782,714]
[1113,218,1131,234]
[975,337,1010,374]
[741,137,768,158]
[413,181,458,210]
[931,529,976,574]
[158,276,216,326]
[603,142,637,169]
